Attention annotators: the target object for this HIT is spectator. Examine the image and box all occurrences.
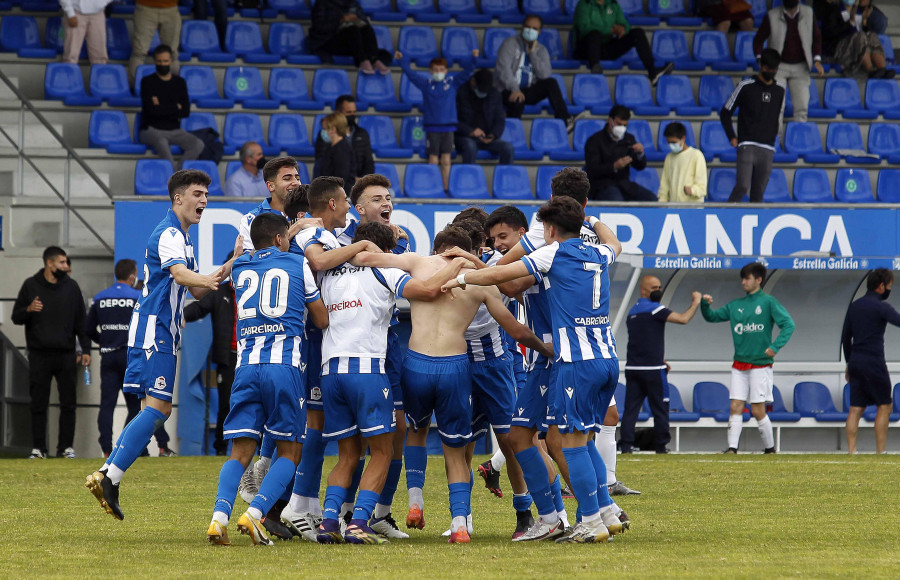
[857,0,888,35]
[139,45,204,170]
[494,14,586,132]
[572,0,675,84]
[191,0,228,51]
[11,246,89,459]
[127,0,181,84]
[842,268,900,455]
[584,104,656,202]
[397,50,478,192]
[696,0,754,34]
[455,69,515,166]
[658,122,708,203]
[813,0,894,78]
[308,0,390,75]
[184,253,237,456]
[314,95,375,181]
[224,142,269,197]
[60,0,113,64]
[720,49,785,203]
[754,0,824,123]
[313,112,356,195]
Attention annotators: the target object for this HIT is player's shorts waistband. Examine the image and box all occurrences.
[406,350,469,364]
[322,356,386,375]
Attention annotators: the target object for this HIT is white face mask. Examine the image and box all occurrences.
[668,141,684,154]
[611,125,627,140]
[431,72,446,82]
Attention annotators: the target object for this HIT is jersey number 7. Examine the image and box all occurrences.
[583,262,603,310]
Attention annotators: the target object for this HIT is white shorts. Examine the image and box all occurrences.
[729,366,773,404]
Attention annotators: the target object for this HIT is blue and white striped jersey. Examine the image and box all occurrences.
[334,217,412,255]
[128,209,197,353]
[465,250,508,362]
[522,238,618,363]
[239,198,285,253]
[232,247,320,368]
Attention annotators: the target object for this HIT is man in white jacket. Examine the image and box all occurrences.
[60,0,113,64]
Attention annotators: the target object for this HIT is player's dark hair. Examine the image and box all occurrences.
[485,205,529,233]
[452,206,489,229]
[453,218,486,251]
[433,225,473,254]
[42,245,67,264]
[308,176,345,213]
[250,212,289,251]
[740,262,767,281]
[353,222,395,253]
[350,173,392,206]
[168,169,211,202]
[153,44,172,58]
[335,94,355,110]
[115,259,137,281]
[609,104,631,121]
[536,196,584,237]
[867,268,894,292]
[760,48,781,70]
[263,156,299,184]
[664,122,686,139]
[550,167,590,206]
[284,184,310,220]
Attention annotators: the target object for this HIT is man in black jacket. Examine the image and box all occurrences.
[584,105,656,202]
[12,246,90,459]
[314,95,375,181]
[455,69,514,165]
[308,0,390,74]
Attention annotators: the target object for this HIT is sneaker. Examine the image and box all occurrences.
[341,510,352,536]
[28,448,45,459]
[656,448,670,454]
[370,514,410,539]
[281,505,320,542]
[236,511,272,546]
[609,481,641,496]
[565,110,590,134]
[763,446,776,454]
[238,464,257,504]
[555,519,609,544]
[84,470,124,520]
[207,520,231,545]
[601,508,627,535]
[442,513,474,537]
[448,525,470,544]
[159,447,177,457]
[57,447,76,459]
[477,460,503,498]
[345,520,388,545]
[618,509,631,528]
[512,510,534,540]
[262,515,294,541]
[252,457,270,490]
[359,60,375,75]
[649,62,674,87]
[722,447,738,454]
[512,516,565,542]
[561,485,575,499]
[316,518,345,544]
[406,504,425,530]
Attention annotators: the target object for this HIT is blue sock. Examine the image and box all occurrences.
[404,445,427,490]
[213,459,245,519]
[562,446,600,518]
[260,434,276,459]
[352,489,380,522]
[249,457,296,515]
[377,459,403,506]
[550,475,565,514]
[106,418,133,466]
[576,505,582,523]
[323,485,347,521]
[514,447,555,517]
[513,493,533,512]
[293,428,324,499]
[469,469,474,491]
[110,407,167,475]
[448,482,470,518]
[280,472,294,502]
[586,439,614,509]
[345,457,365,505]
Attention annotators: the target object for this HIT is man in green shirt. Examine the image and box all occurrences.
[701,263,795,454]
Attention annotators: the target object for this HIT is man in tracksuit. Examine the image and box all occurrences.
[701,263,795,454]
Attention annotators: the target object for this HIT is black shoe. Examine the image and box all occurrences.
[158,447,177,457]
[139,448,150,458]
[512,509,535,540]
[215,450,227,456]
[885,69,896,79]
[722,447,738,454]
[620,447,633,454]
[565,110,589,134]
[763,446,776,454]
[98,472,125,520]
[262,515,294,540]
[561,485,575,499]
[650,62,675,87]
[477,460,503,498]
[656,448,670,454]
[343,509,353,528]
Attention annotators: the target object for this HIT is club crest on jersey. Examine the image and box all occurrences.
[311,386,322,401]
[565,387,574,399]
[154,376,167,390]
[382,388,390,399]
[755,305,762,315]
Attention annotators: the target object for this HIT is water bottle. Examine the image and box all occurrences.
[84,366,92,386]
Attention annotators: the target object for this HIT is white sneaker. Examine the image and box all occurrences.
[60,447,76,459]
[440,514,473,537]
[281,505,320,542]
[28,448,45,459]
[237,464,257,504]
[370,514,410,539]
[601,508,627,535]
[511,517,566,542]
[555,519,610,543]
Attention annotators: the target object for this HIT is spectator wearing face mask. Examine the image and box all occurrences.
[313,112,356,195]
[224,141,269,197]
[813,0,894,79]
[455,69,514,166]
[314,95,375,181]
[658,122,707,203]
[584,105,656,201]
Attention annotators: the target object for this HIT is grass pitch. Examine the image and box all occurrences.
[3,453,899,578]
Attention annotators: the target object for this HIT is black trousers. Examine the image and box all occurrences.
[576,28,656,75]
[620,369,671,453]
[593,180,658,202]
[28,350,77,454]
[213,352,237,454]
[503,77,570,120]
[321,25,387,67]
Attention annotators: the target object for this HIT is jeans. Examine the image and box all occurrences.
[594,180,658,202]
[139,126,205,169]
[503,77,569,120]
[454,136,515,165]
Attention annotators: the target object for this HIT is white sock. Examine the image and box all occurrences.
[310,499,323,517]
[373,503,391,519]
[106,465,124,485]
[409,487,424,510]
[247,507,263,520]
[582,510,602,523]
[727,414,743,449]
[288,494,306,514]
[757,415,774,449]
[599,425,617,484]
[213,511,229,526]
[451,515,467,532]
[610,502,621,515]
[558,509,570,528]
[466,513,473,534]
[540,511,559,525]
[340,501,354,517]
[490,449,507,470]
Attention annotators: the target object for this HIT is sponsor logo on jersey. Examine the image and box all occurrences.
[241,323,285,336]
[100,323,131,331]
[518,407,525,415]
[539,385,548,396]
[382,388,390,399]
[327,299,363,313]
[311,386,322,401]
[99,298,136,308]
[734,322,766,335]
[565,387,574,399]
[574,316,610,326]
[299,397,306,408]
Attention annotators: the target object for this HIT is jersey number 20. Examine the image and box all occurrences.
[236,268,289,320]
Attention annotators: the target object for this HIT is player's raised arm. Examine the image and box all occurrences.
[352,250,423,271]
[441,260,532,292]
[587,216,622,257]
[481,287,553,359]
[304,238,380,272]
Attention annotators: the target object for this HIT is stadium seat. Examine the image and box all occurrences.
[398,26,439,66]
[134,159,174,195]
[481,0,520,19]
[523,0,568,23]
[374,162,403,196]
[89,64,138,105]
[524,74,582,115]
[268,114,314,156]
[105,17,131,60]
[399,72,426,109]
[792,169,833,203]
[224,113,278,155]
[448,164,490,199]
[481,28,517,65]
[492,165,533,199]
[224,67,278,108]
[627,119,663,161]
[631,167,660,195]
[372,25,394,53]
[397,0,440,16]
[532,118,573,158]
[440,27,479,65]
[804,77,836,118]
[698,75,734,111]
[297,162,310,185]
[1,15,55,57]
[357,73,410,112]
[692,382,743,422]
[864,79,900,115]
[399,116,426,157]
[707,168,736,202]
[182,160,224,195]
[733,31,757,66]
[651,30,701,70]
[843,384,900,422]
[438,0,484,20]
[268,22,304,56]
[749,0,768,24]
[868,123,900,161]
[615,75,668,116]
[573,118,603,152]
[181,20,234,61]
[881,34,895,63]
[181,112,218,133]
[504,118,542,161]
[539,28,579,68]
[667,385,700,422]
[572,74,612,115]
[694,31,741,70]
[793,382,846,421]
[784,122,840,163]
[535,165,565,200]
[876,169,900,202]
[89,110,147,154]
[699,121,737,162]
[359,0,395,15]
[826,123,880,164]
[134,64,156,94]
[44,63,101,105]
[225,161,241,180]
[649,0,685,17]
[358,115,413,158]
[657,75,708,115]
[895,384,900,414]
[768,386,801,422]
[312,69,352,106]
[834,169,874,203]
[180,65,234,108]
[226,21,278,63]
[44,16,64,55]
[763,168,791,203]
[657,120,696,153]
[269,68,321,110]
[404,164,446,198]
[823,78,877,119]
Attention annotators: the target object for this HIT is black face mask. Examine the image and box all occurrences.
[760,71,776,82]
[156,64,170,76]
[782,0,799,10]
[256,156,267,170]
[649,290,663,303]
[881,288,891,300]
[346,115,357,130]
[53,269,69,281]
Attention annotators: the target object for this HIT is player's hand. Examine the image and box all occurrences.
[702,294,713,304]
[80,353,91,366]
[390,223,408,241]
[441,278,462,292]
[813,61,824,76]
[730,137,738,148]
[203,271,223,291]
[538,342,555,359]
[441,247,481,267]
[232,234,244,259]
[509,91,525,104]
[360,240,381,253]
[26,297,43,312]
[289,217,325,238]
[631,142,644,155]
[67,16,78,27]
[765,347,776,358]
[691,291,702,305]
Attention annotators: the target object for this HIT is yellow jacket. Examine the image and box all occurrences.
[658,146,708,203]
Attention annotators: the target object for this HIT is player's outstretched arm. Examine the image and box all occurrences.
[307,298,329,330]
[588,216,622,257]
[288,217,324,238]
[351,250,422,271]
[441,260,531,292]
[214,235,245,280]
[667,291,702,325]
[306,240,380,272]
[171,263,222,299]
[699,294,730,322]
[482,288,554,359]
[440,247,489,270]
[402,258,471,301]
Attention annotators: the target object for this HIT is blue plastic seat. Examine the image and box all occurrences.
[269,0,308,14]
[523,0,568,23]
[693,382,743,422]
[89,64,137,105]
[699,121,736,162]
[707,168,736,202]
[481,0,521,18]
[767,386,801,422]
[763,168,790,202]
[532,118,571,156]
[792,169,833,203]
[524,74,581,115]
[482,28,516,65]
[865,79,900,115]
[649,0,685,16]
[224,113,277,154]
[698,75,734,111]
[225,161,241,180]
[404,164,446,198]
[733,31,757,66]
[573,118,604,151]
[535,165,566,200]
[180,65,234,108]
[572,74,612,115]
[312,69,352,106]
[657,120,696,153]
[657,75,708,115]
[134,64,156,94]
[397,0,438,15]
[824,78,876,119]
[448,164,489,199]
[224,67,278,108]
[226,21,278,63]
[693,31,740,70]
[357,73,409,112]
[373,162,403,196]
[667,385,700,422]
[181,112,218,133]
[44,17,65,55]
[826,122,879,164]
[441,27,478,65]
[44,63,101,105]
[1,15,55,57]
[398,26,439,66]
[615,75,668,116]
[844,384,900,421]
[492,165,533,199]
[268,114,314,156]
[793,382,846,421]
[627,119,663,161]
[358,115,413,158]
[399,116,426,156]
[268,22,305,57]
[503,118,542,161]
[651,30,699,70]
[881,34,895,63]
[134,159,174,195]
[539,28,579,68]
[784,122,840,163]
[89,110,147,154]
[868,123,900,160]
[105,17,131,60]
[876,169,900,202]
[835,169,873,203]
[359,0,395,14]
[372,25,394,53]
[439,0,491,22]
[182,160,224,195]
[399,72,426,109]
[269,68,320,110]
[631,167,660,195]
[181,20,234,61]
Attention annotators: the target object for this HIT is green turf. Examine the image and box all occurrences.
[4,454,899,578]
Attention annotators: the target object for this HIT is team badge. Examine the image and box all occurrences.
[311,386,322,401]
[154,376,167,390]
[755,305,762,315]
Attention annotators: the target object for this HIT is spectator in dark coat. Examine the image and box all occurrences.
[455,69,514,165]
[308,0,391,74]
[314,95,375,181]
[314,112,357,195]
[584,105,655,201]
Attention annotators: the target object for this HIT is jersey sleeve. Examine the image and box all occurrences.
[651,305,673,322]
[521,243,558,276]
[302,260,321,303]
[297,227,339,252]
[520,217,545,254]
[590,243,617,265]
[374,267,412,298]
[158,227,188,270]
[239,213,254,253]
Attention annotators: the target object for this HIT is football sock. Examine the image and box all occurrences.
[212,459,244,524]
[599,425,617,484]
[448,482,470,519]
[322,485,348,522]
[108,407,166,484]
[259,435,276,460]
[293,428,324,503]
[249,457,296,518]
[105,417,135,469]
[375,459,403,517]
[514,447,556,520]
[489,448,507,470]
[513,492,533,512]
[728,414,743,449]
[550,474,565,514]
[757,415,775,448]
[451,515,467,532]
[404,445,427,493]
[587,439,614,509]
[562,446,600,519]
[408,487,424,510]
[352,490,380,523]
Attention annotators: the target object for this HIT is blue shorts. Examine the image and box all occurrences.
[321,361,396,441]
[543,362,560,430]
[304,329,323,409]
[122,346,177,402]
[512,359,552,431]
[554,358,618,434]
[386,329,405,410]
[225,364,304,442]
[471,353,516,438]
[401,350,472,448]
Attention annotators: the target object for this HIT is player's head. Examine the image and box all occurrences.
[452,206,489,229]
[352,222,395,253]
[351,174,393,224]
[115,259,137,284]
[42,246,69,277]
[453,218,486,252]
[168,169,211,225]
[867,268,894,296]
[283,183,310,221]
[433,225,473,254]
[250,212,291,252]
[740,262,766,293]
[550,167,590,207]
[485,205,528,254]
[536,196,584,244]
[308,176,350,228]
[263,157,300,204]
[640,275,662,298]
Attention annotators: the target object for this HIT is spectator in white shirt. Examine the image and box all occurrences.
[224,142,270,198]
[59,0,113,64]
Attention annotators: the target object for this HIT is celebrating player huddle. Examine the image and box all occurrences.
[85,159,633,546]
